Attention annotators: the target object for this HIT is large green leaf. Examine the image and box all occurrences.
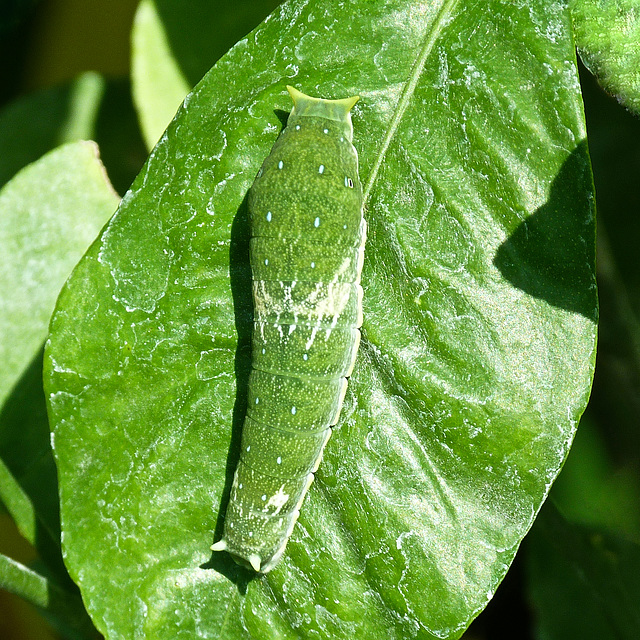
[44,0,597,638]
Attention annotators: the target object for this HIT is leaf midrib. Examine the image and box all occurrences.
[363,0,461,203]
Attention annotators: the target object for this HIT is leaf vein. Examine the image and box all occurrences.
[363,0,461,203]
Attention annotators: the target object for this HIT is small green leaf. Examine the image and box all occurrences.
[0,73,147,196]
[551,412,640,538]
[0,142,119,555]
[131,0,282,149]
[0,552,96,640]
[570,0,640,115]
[45,1,597,638]
[526,503,640,640]
[0,72,105,189]
[131,0,191,149]
[0,457,38,544]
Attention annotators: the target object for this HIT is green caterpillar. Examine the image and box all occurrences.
[212,86,365,573]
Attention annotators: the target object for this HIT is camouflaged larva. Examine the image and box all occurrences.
[211,86,365,573]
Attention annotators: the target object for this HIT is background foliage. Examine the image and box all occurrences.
[0,0,639,639]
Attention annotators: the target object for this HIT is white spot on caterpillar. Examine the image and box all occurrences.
[262,348,266,354]
[267,485,290,515]
[318,164,325,174]
[248,531,253,537]
[303,353,308,360]
[261,495,267,501]
[291,406,297,415]
[310,261,315,268]
[229,522,234,528]
[343,224,347,229]
[264,258,269,265]
[255,397,259,404]
[278,160,284,169]
[314,217,320,227]
[323,128,329,134]
[288,324,296,335]
[239,483,243,489]
[246,446,251,452]
[295,124,301,130]
[266,211,272,222]
[340,136,344,142]
[277,456,282,464]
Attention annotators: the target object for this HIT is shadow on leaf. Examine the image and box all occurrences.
[203,190,254,588]
[494,140,597,323]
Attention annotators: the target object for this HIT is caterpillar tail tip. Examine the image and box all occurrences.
[210,539,227,552]
[248,554,262,573]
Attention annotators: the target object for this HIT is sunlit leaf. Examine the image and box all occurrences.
[44,1,597,638]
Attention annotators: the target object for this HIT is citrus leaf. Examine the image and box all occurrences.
[44,0,597,638]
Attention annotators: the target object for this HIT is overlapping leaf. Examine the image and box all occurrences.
[0,141,119,631]
[570,0,640,115]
